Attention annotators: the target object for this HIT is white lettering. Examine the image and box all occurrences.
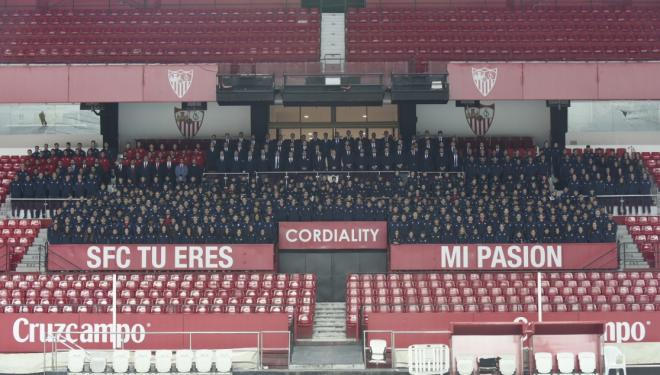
[477,245,492,268]
[86,246,101,269]
[11,319,147,344]
[218,246,234,269]
[441,246,466,268]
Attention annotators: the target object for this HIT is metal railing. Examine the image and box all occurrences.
[362,329,450,369]
[595,193,659,216]
[44,329,291,373]
[7,198,84,219]
[619,241,659,269]
[284,73,385,87]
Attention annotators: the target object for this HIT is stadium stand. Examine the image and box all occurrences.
[346,271,660,336]
[0,272,316,336]
[0,8,320,63]
[346,7,660,69]
[0,0,659,372]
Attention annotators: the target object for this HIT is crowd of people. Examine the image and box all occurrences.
[48,170,617,245]
[12,132,653,219]
[6,132,651,245]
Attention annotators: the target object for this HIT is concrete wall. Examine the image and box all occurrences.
[416,101,551,144]
[118,102,251,147]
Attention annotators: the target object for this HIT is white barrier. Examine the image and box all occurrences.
[407,344,450,375]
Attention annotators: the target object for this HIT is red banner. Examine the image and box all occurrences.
[389,243,618,270]
[48,244,275,271]
[367,312,660,347]
[0,313,289,353]
[278,221,388,250]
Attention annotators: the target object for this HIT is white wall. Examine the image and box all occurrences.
[0,103,101,148]
[567,100,660,146]
[417,101,551,143]
[118,102,250,147]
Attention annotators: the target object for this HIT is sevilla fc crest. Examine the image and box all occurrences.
[472,67,497,97]
[168,69,194,99]
[464,103,495,136]
[174,107,204,138]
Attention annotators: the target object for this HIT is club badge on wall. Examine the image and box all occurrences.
[464,103,495,136]
[471,67,498,97]
[174,107,205,138]
[168,69,194,99]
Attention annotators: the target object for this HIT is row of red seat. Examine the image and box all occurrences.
[0,272,317,337]
[2,304,313,315]
[0,8,320,63]
[1,8,319,18]
[0,272,315,282]
[624,216,660,266]
[346,8,660,63]
[348,271,660,281]
[1,296,315,307]
[2,286,315,298]
[641,152,660,185]
[0,159,23,205]
[346,272,660,335]
[0,220,45,271]
[2,47,320,63]
[348,7,660,17]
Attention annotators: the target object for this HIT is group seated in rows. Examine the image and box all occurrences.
[13,132,652,219]
[48,172,615,245]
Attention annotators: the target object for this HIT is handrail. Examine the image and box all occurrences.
[45,328,291,372]
[362,329,451,369]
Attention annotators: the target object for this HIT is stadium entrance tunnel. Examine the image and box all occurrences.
[278,250,387,302]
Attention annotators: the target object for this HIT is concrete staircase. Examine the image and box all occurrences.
[308,302,351,343]
[0,198,12,217]
[617,224,650,269]
[320,13,345,62]
[15,228,47,272]
[290,302,364,369]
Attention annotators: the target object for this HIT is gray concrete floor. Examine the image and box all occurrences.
[291,344,364,366]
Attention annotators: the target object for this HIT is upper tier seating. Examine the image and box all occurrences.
[346,271,660,334]
[0,272,316,334]
[346,7,660,66]
[0,8,320,63]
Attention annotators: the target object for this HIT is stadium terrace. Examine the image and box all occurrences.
[0,0,659,374]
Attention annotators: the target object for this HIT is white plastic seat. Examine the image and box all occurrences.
[604,346,626,375]
[215,349,233,373]
[578,352,596,374]
[456,355,475,375]
[195,349,214,373]
[499,354,516,375]
[89,352,107,373]
[111,350,130,373]
[133,350,152,373]
[369,339,387,364]
[534,352,553,374]
[175,349,194,372]
[557,352,575,374]
[154,350,173,373]
[67,350,86,373]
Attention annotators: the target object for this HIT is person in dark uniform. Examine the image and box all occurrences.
[313,151,326,171]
